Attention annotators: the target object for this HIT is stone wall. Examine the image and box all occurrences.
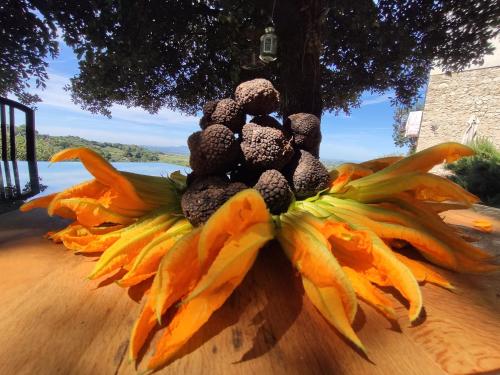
[416,66,500,152]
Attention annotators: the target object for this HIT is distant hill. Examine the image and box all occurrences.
[144,145,189,155]
[12,126,189,166]
[10,125,349,169]
[320,159,347,169]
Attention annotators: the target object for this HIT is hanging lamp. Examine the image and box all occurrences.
[259,26,278,63]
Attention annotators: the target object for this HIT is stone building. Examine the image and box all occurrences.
[415,36,500,152]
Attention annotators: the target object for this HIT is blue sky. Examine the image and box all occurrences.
[25,38,410,162]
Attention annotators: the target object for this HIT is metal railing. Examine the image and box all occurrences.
[0,97,40,201]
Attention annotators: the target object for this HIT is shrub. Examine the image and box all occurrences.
[445,137,500,208]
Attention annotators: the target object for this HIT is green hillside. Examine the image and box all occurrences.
[11,126,189,166]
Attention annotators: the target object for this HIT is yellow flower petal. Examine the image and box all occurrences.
[342,266,397,320]
[358,156,404,172]
[394,253,453,289]
[302,275,366,353]
[350,142,474,188]
[198,189,270,267]
[50,147,146,208]
[278,213,358,324]
[48,197,136,227]
[320,217,422,322]
[473,219,493,233]
[129,228,201,362]
[147,222,273,370]
[88,212,176,279]
[20,193,58,212]
[119,219,192,287]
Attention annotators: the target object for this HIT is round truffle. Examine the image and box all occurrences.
[181,176,247,226]
[187,131,202,151]
[229,165,261,186]
[199,115,212,130]
[284,113,322,157]
[235,79,280,116]
[254,169,293,214]
[240,123,294,172]
[188,124,240,175]
[186,171,199,187]
[250,115,282,129]
[285,150,331,199]
[210,98,245,132]
[225,181,248,197]
[202,100,219,117]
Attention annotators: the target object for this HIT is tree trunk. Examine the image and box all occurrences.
[275,0,324,120]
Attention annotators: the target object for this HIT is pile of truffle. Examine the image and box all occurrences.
[181,79,331,226]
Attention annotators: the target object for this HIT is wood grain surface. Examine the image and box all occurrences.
[0,207,499,375]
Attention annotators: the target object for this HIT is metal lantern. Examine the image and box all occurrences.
[241,50,266,70]
[259,26,278,63]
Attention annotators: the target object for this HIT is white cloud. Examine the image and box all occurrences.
[31,72,198,127]
[22,71,200,146]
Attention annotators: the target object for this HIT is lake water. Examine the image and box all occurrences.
[2,161,190,198]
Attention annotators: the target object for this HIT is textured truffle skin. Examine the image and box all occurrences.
[181,176,247,226]
[202,100,219,117]
[186,171,199,186]
[284,113,322,157]
[250,115,282,129]
[210,98,246,132]
[199,115,211,130]
[187,131,202,151]
[286,150,331,199]
[186,171,229,187]
[225,181,248,196]
[188,124,240,175]
[235,79,280,115]
[254,169,293,214]
[240,123,294,172]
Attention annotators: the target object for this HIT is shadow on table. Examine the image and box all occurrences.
[236,242,303,363]
[137,242,304,371]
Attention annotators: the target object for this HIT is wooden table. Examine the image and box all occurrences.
[0,207,499,375]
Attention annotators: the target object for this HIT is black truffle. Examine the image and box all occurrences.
[188,124,240,175]
[181,176,247,226]
[240,123,294,172]
[210,98,245,132]
[285,150,331,199]
[250,115,282,129]
[229,164,261,186]
[199,115,211,130]
[235,79,280,115]
[254,169,293,214]
[202,100,219,117]
[284,113,322,157]
[186,171,199,186]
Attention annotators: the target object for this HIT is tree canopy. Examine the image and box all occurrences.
[1,1,499,118]
[0,0,58,104]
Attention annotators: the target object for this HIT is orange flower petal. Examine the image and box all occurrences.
[20,193,58,211]
[473,219,493,233]
[394,253,453,290]
[50,147,146,208]
[49,198,136,227]
[147,222,272,370]
[342,266,397,319]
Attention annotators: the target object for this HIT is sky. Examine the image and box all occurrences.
[24,38,410,163]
